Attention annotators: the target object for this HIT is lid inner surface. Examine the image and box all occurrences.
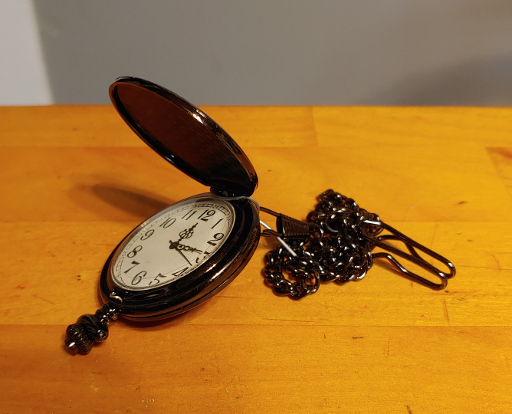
[112,81,257,196]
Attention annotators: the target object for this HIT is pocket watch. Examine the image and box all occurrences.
[65,77,456,355]
[65,77,262,354]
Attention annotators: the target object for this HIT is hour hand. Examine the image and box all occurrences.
[169,240,203,254]
[181,245,203,254]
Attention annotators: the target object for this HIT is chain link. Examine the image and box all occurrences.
[263,189,383,299]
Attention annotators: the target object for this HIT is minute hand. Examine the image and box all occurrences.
[168,240,192,266]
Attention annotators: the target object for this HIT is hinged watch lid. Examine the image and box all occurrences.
[109,77,258,197]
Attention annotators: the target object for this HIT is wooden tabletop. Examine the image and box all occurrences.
[1,105,511,413]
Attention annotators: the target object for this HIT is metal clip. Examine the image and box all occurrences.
[259,206,312,258]
[259,206,311,238]
[363,219,456,290]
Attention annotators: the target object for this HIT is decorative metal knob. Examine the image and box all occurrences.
[65,303,118,355]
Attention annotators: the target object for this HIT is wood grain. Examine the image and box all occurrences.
[1,105,511,413]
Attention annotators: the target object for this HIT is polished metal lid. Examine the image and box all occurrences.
[109,77,258,196]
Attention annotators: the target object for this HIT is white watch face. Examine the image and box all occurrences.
[111,197,235,291]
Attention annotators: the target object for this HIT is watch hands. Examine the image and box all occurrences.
[169,223,201,266]
[168,240,193,266]
[170,222,202,253]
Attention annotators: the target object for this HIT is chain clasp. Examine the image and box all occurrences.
[363,219,456,290]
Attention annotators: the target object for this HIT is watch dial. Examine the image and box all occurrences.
[111,198,235,291]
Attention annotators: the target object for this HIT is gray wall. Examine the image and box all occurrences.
[4,1,512,105]
[0,0,51,105]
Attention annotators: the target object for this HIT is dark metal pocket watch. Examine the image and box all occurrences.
[65,77,262,354]
[65,77,456,355]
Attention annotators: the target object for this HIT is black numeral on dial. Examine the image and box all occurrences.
[182,210,197,220]
[124,261,140,273]
[211,218,223,229]
[198,209,216,222]
[160,217,176,229]
[131,270,147,285]
[172,267,190,277]
[149,273,167,286]
[207,233,225,246]
[140,229,154,240]
[127,245,143,258]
